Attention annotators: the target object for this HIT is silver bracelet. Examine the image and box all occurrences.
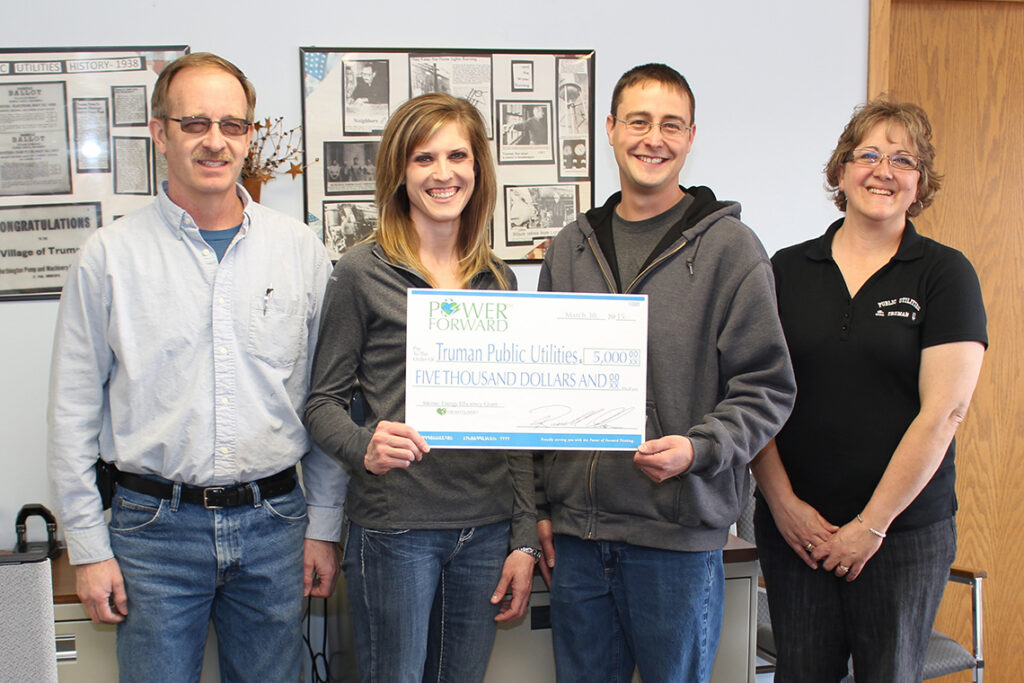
[857,514,887,539]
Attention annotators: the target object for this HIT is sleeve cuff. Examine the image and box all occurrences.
[509,513,540,550]
[64,525,114,566]
[684,433,713,477]
[305,504,344,542]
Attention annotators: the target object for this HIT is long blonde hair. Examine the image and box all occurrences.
[374,93,508,289]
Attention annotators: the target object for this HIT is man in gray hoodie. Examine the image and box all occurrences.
[536,63,796,682]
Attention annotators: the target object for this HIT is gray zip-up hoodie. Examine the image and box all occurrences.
[537,187,795,551]
[305,241,538,550]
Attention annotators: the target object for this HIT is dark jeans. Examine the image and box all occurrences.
[342,520,509,683]
[109,482,307,683]
[754,501,956,683]
[549,534,724,683]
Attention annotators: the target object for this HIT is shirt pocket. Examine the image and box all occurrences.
[247,295,306,368]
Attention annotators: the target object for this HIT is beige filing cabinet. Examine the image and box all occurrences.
[52,554,220,681]
[485,535,759,683]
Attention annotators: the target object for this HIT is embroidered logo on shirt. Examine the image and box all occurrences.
[874,296,921,321]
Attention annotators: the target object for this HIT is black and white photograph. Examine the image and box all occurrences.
[343,59,389,135]
[409,54,493,137]
[324,140,378,195]
[511,60,534,91]
[557,56,592,179]
[112,136,151,195]
[323,200,377,260]
[498,101,554,164]
[72,98,111,173]
[111,85,148,126]
[504,183,579,246]
[560,138,588,176]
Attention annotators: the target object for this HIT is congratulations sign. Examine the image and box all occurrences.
[406,289,648,450]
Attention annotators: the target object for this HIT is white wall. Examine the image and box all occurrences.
[0,0,868,548]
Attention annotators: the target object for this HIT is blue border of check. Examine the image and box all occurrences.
[419,431,642,449]
[412,289,647,450]
[409,289,647,303]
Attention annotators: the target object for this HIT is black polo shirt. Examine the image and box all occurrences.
[771,219,987,532]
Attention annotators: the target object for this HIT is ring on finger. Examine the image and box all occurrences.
[805,542,814,552]
[837,564,850,574]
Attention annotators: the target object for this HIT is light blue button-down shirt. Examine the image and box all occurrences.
[48,183,347,564]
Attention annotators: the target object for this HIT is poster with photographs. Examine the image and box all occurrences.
[323,200,377,260]
[301,48,594,262]
[0,46,187,300]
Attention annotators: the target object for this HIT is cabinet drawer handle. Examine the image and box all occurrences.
[55,634,77,662]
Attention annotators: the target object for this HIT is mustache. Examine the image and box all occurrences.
[191,150,234,163]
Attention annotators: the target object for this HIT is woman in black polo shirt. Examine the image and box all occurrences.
[751,100,987,682]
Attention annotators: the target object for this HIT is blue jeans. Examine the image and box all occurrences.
[108,480,307,683]
[755,501,956,683]
[549,534,724,683]
[342,520,509,683]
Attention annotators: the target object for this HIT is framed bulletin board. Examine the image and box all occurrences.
[0,46,188,300]
[300,47,595,262]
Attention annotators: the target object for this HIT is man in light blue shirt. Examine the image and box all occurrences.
[47,52,347,681]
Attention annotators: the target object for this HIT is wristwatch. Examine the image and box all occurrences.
[515,546,543,563]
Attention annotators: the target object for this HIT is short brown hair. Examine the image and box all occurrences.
[824,98,942,216]
[151,52,256,122]
[611,63,695,124]
[374,93,507,290]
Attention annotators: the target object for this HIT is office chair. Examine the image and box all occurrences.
[0,556,58,682]
[736,474,985,682]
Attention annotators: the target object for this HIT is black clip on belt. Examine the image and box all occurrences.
[116,467,296,509]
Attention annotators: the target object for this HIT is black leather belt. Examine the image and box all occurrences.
[115,467,296,509]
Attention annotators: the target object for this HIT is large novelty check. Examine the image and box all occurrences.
[406,289,648,450]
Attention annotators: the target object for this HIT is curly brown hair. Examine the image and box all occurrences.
[824,99,942,217]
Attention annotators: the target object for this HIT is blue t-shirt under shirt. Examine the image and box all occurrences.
[199,224,241,262]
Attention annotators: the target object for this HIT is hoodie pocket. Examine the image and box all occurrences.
[643,400,695,526]
[543,451,592,512]
[645,401,664,441]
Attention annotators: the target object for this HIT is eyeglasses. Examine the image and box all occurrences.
[613,117,692,138]
[166,116,251,137]
[847,148,919,172]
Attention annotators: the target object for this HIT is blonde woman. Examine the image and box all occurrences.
[305,93,538,682]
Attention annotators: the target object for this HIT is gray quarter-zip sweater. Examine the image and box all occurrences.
[536,187,795,551]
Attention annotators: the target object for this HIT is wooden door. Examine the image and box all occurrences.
[870,1,1024,681]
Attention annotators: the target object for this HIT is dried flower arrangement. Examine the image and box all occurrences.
[241,116,308,186]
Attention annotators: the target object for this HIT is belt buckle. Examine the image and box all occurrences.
[202,487,226,509]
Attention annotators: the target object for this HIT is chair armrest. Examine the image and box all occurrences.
[949,564,987,584]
